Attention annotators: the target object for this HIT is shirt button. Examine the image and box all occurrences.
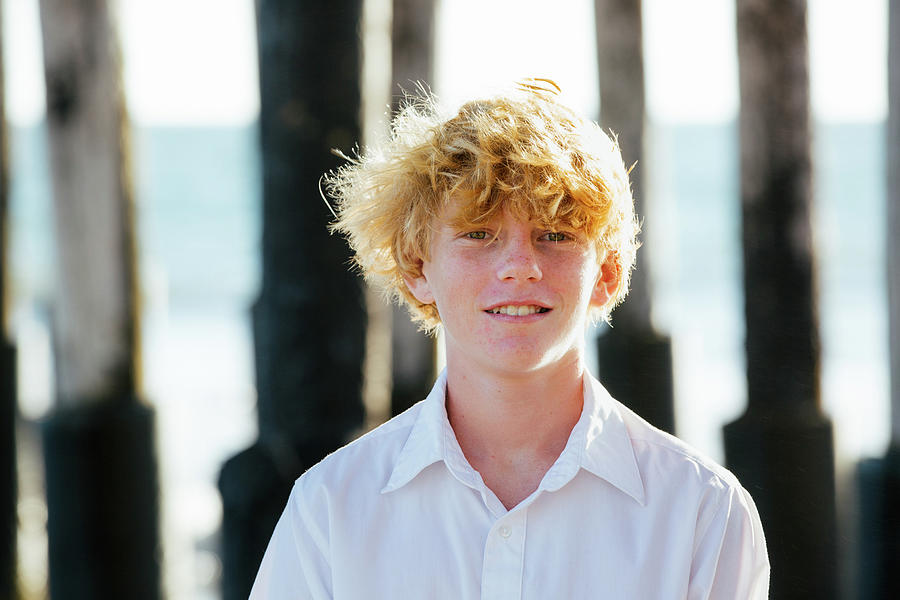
[499,525,511,539]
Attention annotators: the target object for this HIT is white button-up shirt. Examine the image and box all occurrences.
[250,371,769,599]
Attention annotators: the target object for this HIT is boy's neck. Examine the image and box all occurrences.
[443,351,587,510]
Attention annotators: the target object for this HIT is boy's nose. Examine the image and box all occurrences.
[496,237,542,281]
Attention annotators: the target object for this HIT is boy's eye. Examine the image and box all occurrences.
[544,231,569,242]
[466,231,487,240]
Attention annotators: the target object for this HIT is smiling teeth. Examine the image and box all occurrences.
[487,305,549,316]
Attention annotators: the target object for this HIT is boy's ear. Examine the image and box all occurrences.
[404,272,435,305]
[590,251,621,308]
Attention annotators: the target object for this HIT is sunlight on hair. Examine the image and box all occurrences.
[325,82,639,332]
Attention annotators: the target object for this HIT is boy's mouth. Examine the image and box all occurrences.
[485,305,550,316]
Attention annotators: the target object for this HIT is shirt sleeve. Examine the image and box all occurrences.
[249,479,333,600]
[688,483,770,600]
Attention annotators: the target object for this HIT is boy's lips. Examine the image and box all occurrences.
[484,303,552,316]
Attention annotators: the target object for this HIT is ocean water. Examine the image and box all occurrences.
[7,119,890,598]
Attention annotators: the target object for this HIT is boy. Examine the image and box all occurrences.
[250,80,769,599]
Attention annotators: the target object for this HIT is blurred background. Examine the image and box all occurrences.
[0,0,894,598]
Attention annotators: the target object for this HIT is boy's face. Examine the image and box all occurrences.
[406,199,619,378]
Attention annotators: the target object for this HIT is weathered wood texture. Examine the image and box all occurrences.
[219,1,367,597]
[391,0,434,101]
[38,1,159,598]
[252,0,366,445]
[39,0,139,405]
[735,0,819,410]
[390,0,436,415]
[725,1,837,597]
[594,0,649,326]
[42,402,160,599]
[594,0,674,433]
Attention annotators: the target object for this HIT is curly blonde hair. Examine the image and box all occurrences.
[325,79,639,332]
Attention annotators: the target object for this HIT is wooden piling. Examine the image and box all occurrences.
[725,1,838,597]
[389,0,437,416]
[218,2,367,597]
[38,1,160,597]
[594,0,675,434]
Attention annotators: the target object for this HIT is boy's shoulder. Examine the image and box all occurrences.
[587,375,745,498]
[612,393,745,497]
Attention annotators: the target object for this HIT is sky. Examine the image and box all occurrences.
[2,0,888,127]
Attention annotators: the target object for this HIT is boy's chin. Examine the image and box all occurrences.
[472,343,583,377]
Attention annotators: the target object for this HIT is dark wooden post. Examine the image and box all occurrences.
[594,0,674,433]
[724,1,837,598]
[38,0,160,598]
[389,0,436,415]
[217,1,367,598]
[391,0,434,99]
[0,2,19,596]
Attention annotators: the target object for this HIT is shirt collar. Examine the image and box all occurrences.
[381,369,459,493]
[537,373,646,505]
[382,369,646,506]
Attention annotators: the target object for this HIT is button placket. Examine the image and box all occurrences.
[481,510,527,600]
